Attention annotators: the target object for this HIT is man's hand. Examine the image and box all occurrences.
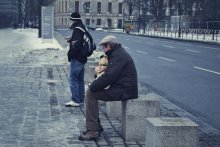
[65,37,71,43]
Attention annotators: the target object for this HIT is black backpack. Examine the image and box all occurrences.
[75,27,96,57]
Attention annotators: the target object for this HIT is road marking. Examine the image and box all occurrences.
[163,45,175,48]
[218,55,220,58]
[158,56,175,62]
[135,40,141,43]
[137,50,148,55]
[162,40,176,44]
[123,46,130,50]
[185,49,201,53]
[175,42,193,46]
[194,66,220,75]
[197,46,219,50]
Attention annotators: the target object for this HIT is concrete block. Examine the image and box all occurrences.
[98,100,106,106]
[145,117,199,147]
[121,93,160,141]
[106,101,122,118]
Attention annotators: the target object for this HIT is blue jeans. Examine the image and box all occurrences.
[69,59,85,103]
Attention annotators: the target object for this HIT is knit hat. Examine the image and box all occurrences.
[70,12,81,21]
[99,35,118,46]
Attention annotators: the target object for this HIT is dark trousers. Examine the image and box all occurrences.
[85,89,121,131]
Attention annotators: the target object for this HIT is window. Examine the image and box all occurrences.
[85,2,90,13]
[65,18,68,27]
[59,1,61,12]
[86,19,90,25]
[65,1,67,12]
[97,2,101,14]
[107,18,112,28]
[118,19,122,28]
[75,1,79,12]
[108,2,112,13]
[119,3,123,14]
[97,19,101,25]
[62,1,64,12]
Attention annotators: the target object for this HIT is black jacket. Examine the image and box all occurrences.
[89,44,138,100]
[68,21,87,64]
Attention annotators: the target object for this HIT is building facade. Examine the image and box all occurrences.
[54,0,125,29]
[0,0,18,28]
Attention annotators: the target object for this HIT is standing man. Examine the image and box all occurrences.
[65,12,87,107]
[79,35,138,141]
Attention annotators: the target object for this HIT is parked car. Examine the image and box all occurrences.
[86,25,96,30]
[95,27,104,31]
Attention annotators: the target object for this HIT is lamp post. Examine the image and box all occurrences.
[178,0,182,38]
[123,8,125,32]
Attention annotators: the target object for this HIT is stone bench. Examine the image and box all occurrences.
[106,101,122,118]
[121,93,161,141]
[145,117,199,147]
[106,83,149,118]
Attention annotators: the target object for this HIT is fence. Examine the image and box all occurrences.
[142,28,220,42]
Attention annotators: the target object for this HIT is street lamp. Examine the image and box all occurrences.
[178,0,182,37]
[123,8,125,32]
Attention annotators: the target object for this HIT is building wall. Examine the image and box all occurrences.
[0,0,18,28]
[54,0,125,29]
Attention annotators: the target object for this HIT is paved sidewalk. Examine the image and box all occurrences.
[0,62,220,147]
[0,28,219,146]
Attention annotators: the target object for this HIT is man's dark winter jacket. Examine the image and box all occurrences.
[89,44,138,100]
[68,21,87,64]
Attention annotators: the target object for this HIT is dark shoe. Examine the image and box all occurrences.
[78,130,99,141]
[82,126,103,135]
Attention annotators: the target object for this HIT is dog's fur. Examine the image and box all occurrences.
[95,55,109,89]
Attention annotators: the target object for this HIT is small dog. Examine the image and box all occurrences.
[94,55,110,89]
[95,55,108,78]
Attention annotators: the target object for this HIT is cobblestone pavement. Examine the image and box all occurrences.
[0,63,220,147]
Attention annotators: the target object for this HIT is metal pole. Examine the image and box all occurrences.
[178,0,182,38]
[138,0,140,33]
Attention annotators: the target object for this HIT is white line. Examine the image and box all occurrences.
[137,50,148,55]
[158,56,175,62]
[185,49,201,53]
[135,40,141,43]
[163,45,175,48]
[194,66,220,75]
[162,40,176,44]
[175,42,193,46]
[197,46,219,50]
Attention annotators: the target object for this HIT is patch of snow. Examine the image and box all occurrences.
[13,29,63,50]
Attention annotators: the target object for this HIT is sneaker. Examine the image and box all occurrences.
[78,130,99,141]
[65,101,80,107]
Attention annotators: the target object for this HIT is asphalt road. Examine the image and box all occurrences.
[57,29,220,131]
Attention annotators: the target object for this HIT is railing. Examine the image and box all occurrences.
[141,28,220,42]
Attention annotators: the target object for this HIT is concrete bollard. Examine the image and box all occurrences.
[106,101,122,118]
[121,93,160,141]
[145,117,199,147]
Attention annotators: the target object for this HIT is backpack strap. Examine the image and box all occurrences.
[75,27,85,33]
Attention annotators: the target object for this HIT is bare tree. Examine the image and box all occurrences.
[148,0,166,21]
[123,0,137,16]
[20,0,30,27]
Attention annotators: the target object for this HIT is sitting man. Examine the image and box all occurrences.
[79,35,138,141]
